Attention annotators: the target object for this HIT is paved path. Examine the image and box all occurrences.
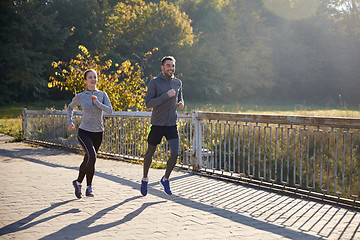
[0,134,359,239]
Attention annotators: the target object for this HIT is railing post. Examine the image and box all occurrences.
[191,111,203,171]
[22,108,27,140]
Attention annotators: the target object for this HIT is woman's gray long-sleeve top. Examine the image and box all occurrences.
[67,89,113,132]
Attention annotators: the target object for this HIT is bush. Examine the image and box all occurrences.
[49,45,156,111]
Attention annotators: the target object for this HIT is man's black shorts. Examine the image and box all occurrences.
[147,125,178,145]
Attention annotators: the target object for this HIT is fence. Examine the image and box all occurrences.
[21,109,193,166]
[22,108,360,207]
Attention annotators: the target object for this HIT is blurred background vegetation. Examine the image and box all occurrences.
[1,0,360,112]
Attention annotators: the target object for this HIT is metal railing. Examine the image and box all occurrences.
[22,109,360,207]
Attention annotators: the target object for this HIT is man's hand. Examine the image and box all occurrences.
[167,89,176,97]
[178,102,184,110]
[68,123,75,131]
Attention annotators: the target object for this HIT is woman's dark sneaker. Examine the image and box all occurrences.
[141,179,148,196]
[86,186,94,197]
[72,180,82,199]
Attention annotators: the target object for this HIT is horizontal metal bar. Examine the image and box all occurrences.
[23,109,192,119]
[195,111,360,129]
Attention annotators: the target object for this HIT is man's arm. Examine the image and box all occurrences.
[145,79,171,108]
[177,81,184,110]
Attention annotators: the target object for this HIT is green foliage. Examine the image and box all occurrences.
[179,0,273,101]
[150,161,167,169]
[268,0,360,104]
[221,0,274,98]
[0,0,67,104]
[46,0,110,61]
[1,0,360,106]
[106,0,194,75]
[0,117,24,142]
[263,0,321,20]
[111,0,194,49]
[49,45,153,111]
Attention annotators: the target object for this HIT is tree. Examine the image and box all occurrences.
[267,0,360,104]
[178,0,273,102]
[221,0,274,100]
[321,0,360,104]
[106,0,194,76]
[262,0,321,20]
[49,45,153,111]
[46,0,110,61]
[0,0,67,104]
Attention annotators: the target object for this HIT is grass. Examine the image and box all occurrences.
[0,100,69,141]
[184,102,360,118]
[2,100,360,118]
[0,106,28,118]
[0,117,23,141]
[0,100,69,118]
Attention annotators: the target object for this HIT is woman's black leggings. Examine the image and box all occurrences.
[77,128,103,186]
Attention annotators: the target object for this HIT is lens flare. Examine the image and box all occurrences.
[263,0,321,20]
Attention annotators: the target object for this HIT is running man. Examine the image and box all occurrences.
[141,56,184,196]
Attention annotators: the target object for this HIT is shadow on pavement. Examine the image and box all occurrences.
[0,200,78,236]
[0,146,326,240]
[40,196,166,240]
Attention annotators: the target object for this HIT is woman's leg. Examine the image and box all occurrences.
[85,131,103,186]
[77,129,92,184]
[77,129,102,186]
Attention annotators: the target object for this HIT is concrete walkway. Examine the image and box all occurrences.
[0,134,359,240]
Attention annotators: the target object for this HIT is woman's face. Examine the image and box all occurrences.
[85,71,97,89]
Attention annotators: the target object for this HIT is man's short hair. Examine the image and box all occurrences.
[161,56,176,65]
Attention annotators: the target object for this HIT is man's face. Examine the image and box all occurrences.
[161,60,175,78]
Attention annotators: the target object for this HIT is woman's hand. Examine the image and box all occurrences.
[90,95,98,103]
[68,124,75,131]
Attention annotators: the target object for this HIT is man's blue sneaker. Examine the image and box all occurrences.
[72,180,82,199]
[160,176,172,196]
[141,179,148,196]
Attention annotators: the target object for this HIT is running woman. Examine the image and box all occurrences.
[67,69,113,198]
[141,56,184,196]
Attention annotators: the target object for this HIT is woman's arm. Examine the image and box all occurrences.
[94,92,113,114]
[67,94,81,129]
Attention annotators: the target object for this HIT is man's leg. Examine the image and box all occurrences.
[141,125,163,196]
[143,143,157,179]
[159,138,179,196]
[159,126,179,196]
[141,143,157,196]
[164,138,179,179]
